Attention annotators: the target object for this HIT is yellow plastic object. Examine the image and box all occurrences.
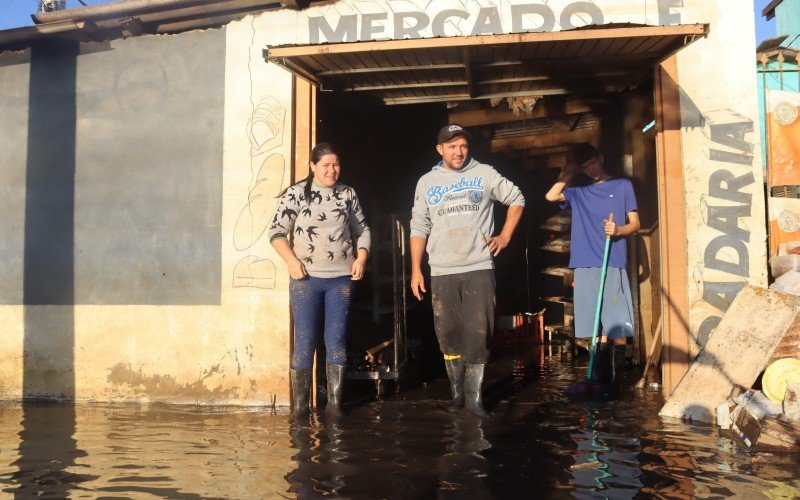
[762,358,800,403]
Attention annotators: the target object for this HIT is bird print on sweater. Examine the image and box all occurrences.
[268,182,371,278]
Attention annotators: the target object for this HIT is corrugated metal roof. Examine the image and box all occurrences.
[0,0,315,51]
[266,24,708,105]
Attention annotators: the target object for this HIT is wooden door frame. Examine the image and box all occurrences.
[654,56,691,398]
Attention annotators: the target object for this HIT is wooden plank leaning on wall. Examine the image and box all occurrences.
[654,56,690,398]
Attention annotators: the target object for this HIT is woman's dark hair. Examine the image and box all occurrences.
[277,142,340,201]
[311,142,338,164]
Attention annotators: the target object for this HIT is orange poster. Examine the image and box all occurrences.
[767,89,800,189]
[768,197,800,257]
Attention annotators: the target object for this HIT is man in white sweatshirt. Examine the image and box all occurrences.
[410,124,525,418]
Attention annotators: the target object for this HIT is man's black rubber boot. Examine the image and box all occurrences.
[444,358,465,412]
[464,363,492,419]
[325,364,346,417]
[611,345,627,389]
[590,342,611,385]
[290,369,312,417]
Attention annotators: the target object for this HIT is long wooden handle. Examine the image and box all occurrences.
[636,319,663,388]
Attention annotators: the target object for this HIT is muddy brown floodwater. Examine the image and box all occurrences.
[1,346,799,498]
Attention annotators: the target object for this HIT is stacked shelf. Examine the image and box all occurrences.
[538,211,575,345]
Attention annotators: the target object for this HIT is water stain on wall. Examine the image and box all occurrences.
[106,363,240,399]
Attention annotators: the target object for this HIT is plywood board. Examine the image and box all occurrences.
[660,285,800,423]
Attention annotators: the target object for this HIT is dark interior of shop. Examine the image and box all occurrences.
[315,81,660,394]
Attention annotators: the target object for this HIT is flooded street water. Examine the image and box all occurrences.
[1,347,798,498]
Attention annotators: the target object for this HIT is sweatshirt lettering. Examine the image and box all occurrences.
[426,176,484,205]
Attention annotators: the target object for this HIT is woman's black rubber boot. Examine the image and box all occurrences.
[325,364,346,417]
[290,369,311,417]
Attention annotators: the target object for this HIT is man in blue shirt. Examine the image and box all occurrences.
[545,143,640,389]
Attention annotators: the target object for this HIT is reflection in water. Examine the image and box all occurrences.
[567,406,643,499]
[4,404,94,498]
[0,348,798,498]
[438,416,491,497]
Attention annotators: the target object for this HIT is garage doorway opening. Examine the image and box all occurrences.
[269,24,707,392]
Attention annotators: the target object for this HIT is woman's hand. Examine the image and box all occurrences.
[288,257,308,280]
[351,255,367,280]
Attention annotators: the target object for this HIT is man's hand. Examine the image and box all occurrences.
[558,166,577,183]
[604,219,618,237]
[287,257,308,280]
[604,213,617,237]
[487,234,511,256]
[410,270,426,300]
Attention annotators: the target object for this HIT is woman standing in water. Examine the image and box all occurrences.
[268,143,371,417]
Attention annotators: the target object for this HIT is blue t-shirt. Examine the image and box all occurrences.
[562,178,637,269]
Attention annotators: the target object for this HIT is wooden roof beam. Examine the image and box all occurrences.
[477,71,628,86]
[383,88,589,106]
[266,24,709,58]
[343,81,466,92]
[268,55,322,86]
[489,128,595,152]
[317,63,464,76]
[279,0,309,9]
[447,95,610,126]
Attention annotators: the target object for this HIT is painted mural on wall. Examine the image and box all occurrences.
[232,95,288,290]
[225,15,294,294]
[259,0,766,351]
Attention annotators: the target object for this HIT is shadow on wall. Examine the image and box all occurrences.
[17,30,230,401]
[23,41,78,401]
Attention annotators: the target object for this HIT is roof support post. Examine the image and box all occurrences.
[654,56,690,399]
[462,47,476,98]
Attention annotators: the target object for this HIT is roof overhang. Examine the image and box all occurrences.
[0,0,291,51]
[265,23,708,105]
[763,0,783,20]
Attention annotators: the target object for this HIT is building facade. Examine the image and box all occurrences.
[0,0,767,404]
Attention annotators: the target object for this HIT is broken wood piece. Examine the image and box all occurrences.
[636,318,663,388]
[754,432,799,452]
[364,339,394,364]
[761,416,800,448]
[730,404,761,448]
[659,286,800,423]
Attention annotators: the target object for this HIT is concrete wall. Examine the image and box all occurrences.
[0,27,295,404]
[775,0,800,44]
[674,0,768,354]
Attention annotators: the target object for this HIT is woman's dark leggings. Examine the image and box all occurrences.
[290,275,354,370]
